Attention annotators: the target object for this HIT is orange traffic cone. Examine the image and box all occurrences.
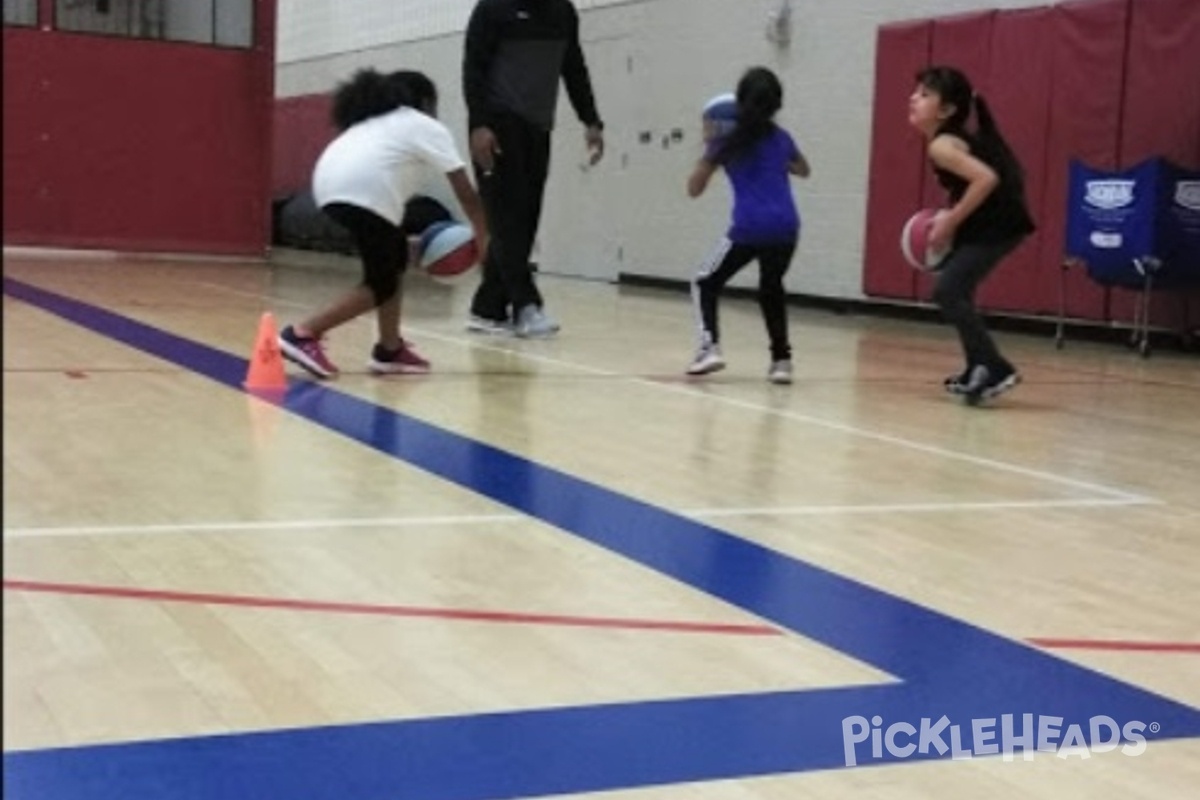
[243,312,288,392]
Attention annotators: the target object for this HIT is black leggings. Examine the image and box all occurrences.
[692,237,796,361]
[323,203,407,306]
[931,237,1022,369]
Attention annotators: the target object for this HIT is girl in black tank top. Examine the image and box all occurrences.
[931,128,1035,245]
[908,65,1035,404]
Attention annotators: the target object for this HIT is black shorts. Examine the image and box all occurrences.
[322,203,408,298]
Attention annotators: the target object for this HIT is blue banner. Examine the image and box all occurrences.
[1066,157,1200,288]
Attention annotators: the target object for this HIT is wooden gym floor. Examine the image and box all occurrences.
[3,251,1199,799]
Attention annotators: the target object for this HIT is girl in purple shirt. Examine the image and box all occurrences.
[686,67,811,384]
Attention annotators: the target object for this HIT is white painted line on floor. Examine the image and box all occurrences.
[642,379,1155,504]
[6,496,1158,540]
[687,497,1157,518]
[3,514,523,539]
[192,279,1157,506]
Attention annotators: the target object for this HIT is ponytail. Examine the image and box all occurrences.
[916,66,1027,195]
[713,105,775,165]
[972,93,1025,195]
[712,66,783,165]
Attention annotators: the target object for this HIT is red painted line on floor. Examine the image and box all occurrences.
[3,367,178,374]
[1029,637,1200,654]
[14,581,1194,650]
[2,579,781,637]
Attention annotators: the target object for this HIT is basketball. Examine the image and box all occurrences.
[418,221,479,281]
[900,209,950,271]
[702,92,738,141]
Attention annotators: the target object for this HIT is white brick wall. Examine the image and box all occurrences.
[277,1,462,63]
[277,0,1049,298]
[277,0,635,63]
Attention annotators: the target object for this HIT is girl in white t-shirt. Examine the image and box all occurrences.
[278,69,488,378]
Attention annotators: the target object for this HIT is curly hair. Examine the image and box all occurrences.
[330,68,438,131]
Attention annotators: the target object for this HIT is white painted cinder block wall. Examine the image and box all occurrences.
[275,0,1047,299]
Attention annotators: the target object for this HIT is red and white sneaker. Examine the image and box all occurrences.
[369,340,431,375]
[278,325,339,379]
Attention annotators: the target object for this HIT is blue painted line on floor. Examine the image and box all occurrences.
[6,276,1199,799]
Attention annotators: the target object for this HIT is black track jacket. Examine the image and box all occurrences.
[463,0,603,133]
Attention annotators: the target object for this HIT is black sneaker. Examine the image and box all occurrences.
[981,362,1021,399]
[961,364,992,406]
[943,366,973,395]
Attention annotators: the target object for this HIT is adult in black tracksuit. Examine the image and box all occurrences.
[463,0,605,338]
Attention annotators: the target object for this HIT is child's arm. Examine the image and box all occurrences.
[687,159,718,198]
[789,151,811,178]
[445,168,490,261]
[785,131,810,177]
[927,133,998,249]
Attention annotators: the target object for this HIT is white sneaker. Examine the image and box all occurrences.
[768,359,793,385]
[465,315,515,336]
[514,305,560,338]
[687,345,726,376]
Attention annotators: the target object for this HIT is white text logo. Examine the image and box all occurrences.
[1085,180,1136,210]
[841,714,1151,766]
[1175,181,1200,211]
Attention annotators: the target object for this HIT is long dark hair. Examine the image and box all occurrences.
[712,67,783,165]
[915,65,1025,194]
[330,68,438,131]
